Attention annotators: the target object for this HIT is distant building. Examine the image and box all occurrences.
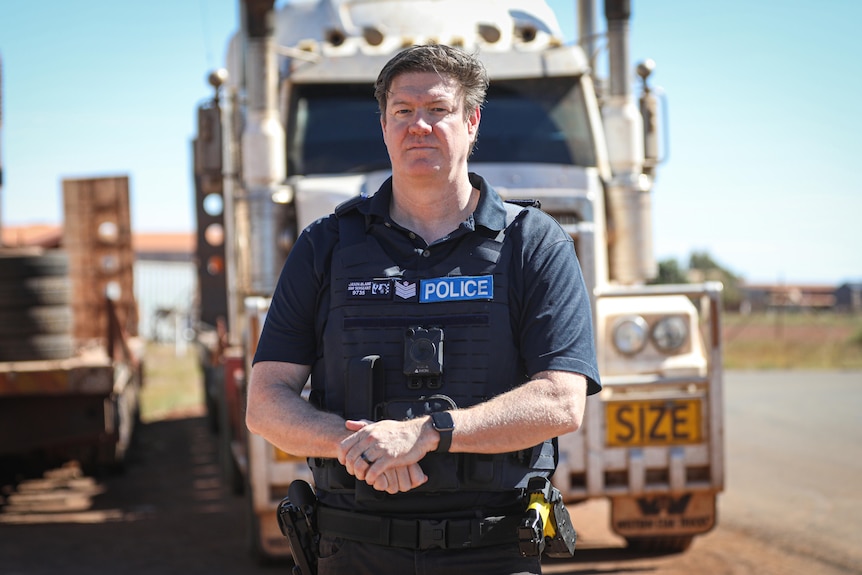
[0,223,62,248]
[739,283,837,314]
[133,232,196,342]
[834,282,862,313]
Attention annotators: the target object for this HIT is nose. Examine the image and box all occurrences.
[408,112,432,135]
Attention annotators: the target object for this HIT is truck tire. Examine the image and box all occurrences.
[625,535,694,553]
[0,306,73,337]
[0,333,75,362]
[0,276,71,307]
[0,250,74,361]
[0,250,69,279]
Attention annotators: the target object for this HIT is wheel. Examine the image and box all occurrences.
[203,364,223,434]
[243,471,275,566]
[215,368,245,496]
[625,535,694,553]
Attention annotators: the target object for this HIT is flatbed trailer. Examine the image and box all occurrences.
[0,176,143,472]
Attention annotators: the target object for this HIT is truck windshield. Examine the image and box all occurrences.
[287,76,595,175]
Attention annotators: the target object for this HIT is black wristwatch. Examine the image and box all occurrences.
[431,411,454,453]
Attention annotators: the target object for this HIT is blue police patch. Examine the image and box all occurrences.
[419,275,493,303]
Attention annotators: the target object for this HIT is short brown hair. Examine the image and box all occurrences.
[374,44,489,120]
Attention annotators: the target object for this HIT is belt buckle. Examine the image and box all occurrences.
[418,519,448,549]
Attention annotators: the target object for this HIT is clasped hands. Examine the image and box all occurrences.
[337,418,430,494]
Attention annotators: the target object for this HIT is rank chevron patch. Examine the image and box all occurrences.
[394,280,417,299]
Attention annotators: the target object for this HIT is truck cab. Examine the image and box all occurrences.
[192,0,724,559]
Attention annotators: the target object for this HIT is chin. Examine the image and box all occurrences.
[401,162,445,177]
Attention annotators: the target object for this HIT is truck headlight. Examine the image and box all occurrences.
[651,316,689,353]
[612,315,648,355]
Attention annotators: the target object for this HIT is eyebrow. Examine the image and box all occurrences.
[388,95,453,107]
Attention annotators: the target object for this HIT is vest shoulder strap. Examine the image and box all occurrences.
[335,196,368,253]
[498,199,537,241]
[334,194,365,217]
[504,198,541,209]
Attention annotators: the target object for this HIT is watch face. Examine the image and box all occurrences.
[432,411,454,431]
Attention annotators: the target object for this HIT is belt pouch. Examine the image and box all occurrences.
[311,458,356,492]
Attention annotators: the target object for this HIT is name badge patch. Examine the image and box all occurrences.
[347,279,392,299]
[420,275,493,303]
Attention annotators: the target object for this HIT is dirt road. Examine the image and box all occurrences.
[1,371,860,574]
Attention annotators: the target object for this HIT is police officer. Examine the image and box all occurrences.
[247,44,601,575]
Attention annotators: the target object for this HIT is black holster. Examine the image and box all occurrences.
[518,477,577,558]
[277,480,319,575]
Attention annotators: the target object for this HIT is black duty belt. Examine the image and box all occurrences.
[317,506,521,550]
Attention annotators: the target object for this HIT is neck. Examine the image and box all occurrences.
[390,173,478,244]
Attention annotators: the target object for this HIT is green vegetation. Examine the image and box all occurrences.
[651,251,743,310]
[139,342,205,422]
[722,312,862,370]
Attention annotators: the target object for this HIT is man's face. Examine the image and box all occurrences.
[381,72,480,180]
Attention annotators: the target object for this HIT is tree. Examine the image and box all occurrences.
[689,251,742,309]
[650,251,743,310]
[689,251,724,272]
[650,258,689,285]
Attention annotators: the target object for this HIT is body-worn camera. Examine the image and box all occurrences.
[403,326,443,389]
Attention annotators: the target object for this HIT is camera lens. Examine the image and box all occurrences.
[409,339,436,363]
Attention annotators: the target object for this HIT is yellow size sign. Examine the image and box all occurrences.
[606,399,702,447]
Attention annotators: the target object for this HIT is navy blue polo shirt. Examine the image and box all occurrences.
[255,173,600,395]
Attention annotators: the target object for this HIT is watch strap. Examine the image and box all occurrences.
[431,411,454,453]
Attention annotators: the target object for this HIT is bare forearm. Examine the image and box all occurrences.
[448,371,587,454]
[246,362,348,458]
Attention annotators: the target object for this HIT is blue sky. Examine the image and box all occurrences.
[0,0,859,285]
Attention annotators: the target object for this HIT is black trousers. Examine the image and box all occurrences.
[317,535,542,575]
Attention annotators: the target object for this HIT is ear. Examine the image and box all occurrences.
[467,106,481,140]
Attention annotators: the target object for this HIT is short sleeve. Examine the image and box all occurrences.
[510,209,601,395]
[252,216,337,366]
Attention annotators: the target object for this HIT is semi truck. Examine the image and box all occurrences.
[192,0,724,560]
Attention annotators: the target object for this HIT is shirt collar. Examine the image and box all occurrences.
[363,173,508,233]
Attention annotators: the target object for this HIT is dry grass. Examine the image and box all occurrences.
[139,342,205,422]
[722,312,862,370]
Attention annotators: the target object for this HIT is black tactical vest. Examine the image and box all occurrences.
[309,196,556,508]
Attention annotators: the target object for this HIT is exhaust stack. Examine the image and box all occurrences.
[601,0,656,284]
[238,0,285,295]
[578,0,597,68]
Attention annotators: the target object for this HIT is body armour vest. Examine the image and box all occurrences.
[309,197,557,511]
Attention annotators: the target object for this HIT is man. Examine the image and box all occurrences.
[247,44,601,574]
